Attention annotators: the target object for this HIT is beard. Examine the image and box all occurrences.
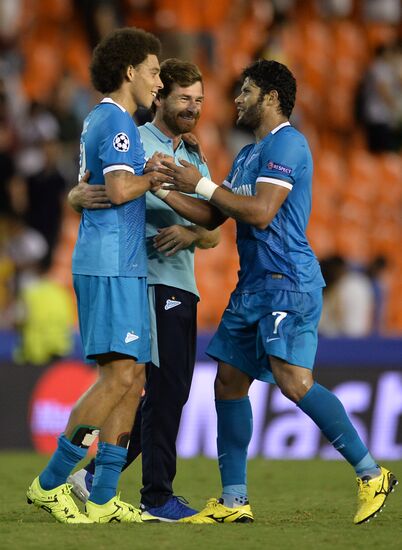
[162,107,200,135]
[236,101,263,131]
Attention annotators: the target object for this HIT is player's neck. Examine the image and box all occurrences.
[108,91,137,116]
[152,117,182,151]
[255,114,288,142]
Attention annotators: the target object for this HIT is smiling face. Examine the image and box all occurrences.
[235,77,265,131]
[131,54,163,110]
[158,81,204,136]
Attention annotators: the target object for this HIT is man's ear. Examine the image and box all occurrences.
[265,89,279,106]
[154,95,162,108]
[126,64,135,82]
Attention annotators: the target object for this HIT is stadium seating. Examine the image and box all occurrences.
[13,0,401,333]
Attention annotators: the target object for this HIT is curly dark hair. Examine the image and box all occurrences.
[242,60,296,118]
[90,27,161,94]
[158,58,203,98]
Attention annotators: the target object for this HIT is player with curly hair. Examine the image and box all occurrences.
[27,27,165,524]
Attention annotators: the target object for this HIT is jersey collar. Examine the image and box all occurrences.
[143,122,172,143]
[143,122,186,151]
[271,121,291,134]
[101,97,126,112]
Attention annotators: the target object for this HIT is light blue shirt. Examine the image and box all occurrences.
[139,122,210,297]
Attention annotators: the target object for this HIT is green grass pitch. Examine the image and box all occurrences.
[0,453,400,550]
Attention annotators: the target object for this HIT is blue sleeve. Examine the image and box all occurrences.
[257,132,306,190]
[99,112,145,176]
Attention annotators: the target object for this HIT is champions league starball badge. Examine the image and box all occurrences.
[113,132,130,152]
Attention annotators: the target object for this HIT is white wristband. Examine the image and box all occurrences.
[195,177,218,201]
[154,188,170,199]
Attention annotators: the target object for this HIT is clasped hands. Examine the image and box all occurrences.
[74,151,202,210]
[147,152,202,195]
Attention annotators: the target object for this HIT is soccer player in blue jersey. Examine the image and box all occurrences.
[154,59,397,525]
[66,58,219,522]
[26,28,165,524]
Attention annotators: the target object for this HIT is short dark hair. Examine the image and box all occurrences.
[242,60,296,118]
[90,27,161,94]
[158,58,203,98]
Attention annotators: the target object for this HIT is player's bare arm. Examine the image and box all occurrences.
[105,169,165,205]
[155,189,227,230]
[160,158,290,230]
[210,182,290,230]
[68,168,167,210]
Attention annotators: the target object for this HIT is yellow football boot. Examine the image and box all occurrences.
[354,467,398,524]
[86,494,142,523]
[180,498,254,524]
[27,477,93,523]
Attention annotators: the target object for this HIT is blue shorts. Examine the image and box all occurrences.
[73,274,151,364]
[206,288,322,384]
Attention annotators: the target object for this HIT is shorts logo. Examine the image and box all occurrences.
[113,133,130,152]
[164,299,181,310]
[125,331,139,343]
[267,160,292,175]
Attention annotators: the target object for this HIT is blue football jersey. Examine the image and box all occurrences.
[72,98,147,277]
[224,122,325,292]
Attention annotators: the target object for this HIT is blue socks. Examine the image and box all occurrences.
[215,382,379,505]
[38,436,131,501]
[215,383,380,510]
[298,383,379,477]
[354,452,381,479]
[39,434,87,490]
[216,397,253,506]
[89,442,128,505]
[221,485,249,507]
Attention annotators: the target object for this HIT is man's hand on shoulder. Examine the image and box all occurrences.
[68,170,111,212]
[182,133,207,163]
